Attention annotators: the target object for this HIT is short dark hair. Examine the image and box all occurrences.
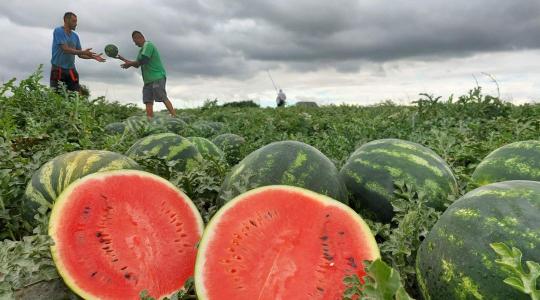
[132,31,144,38]
[63,12,76,22]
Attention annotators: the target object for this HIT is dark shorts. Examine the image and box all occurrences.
[50,66,80,92]
[143,77,168,104]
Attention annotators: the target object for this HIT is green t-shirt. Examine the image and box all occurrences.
[137,41,166,84]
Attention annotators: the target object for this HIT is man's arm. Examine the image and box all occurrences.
[60,44,94,57]
[121,55,149,69]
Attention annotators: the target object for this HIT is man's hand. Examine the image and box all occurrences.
[93,53,106,62]
[80,48,96,57]
[121,61,133,69]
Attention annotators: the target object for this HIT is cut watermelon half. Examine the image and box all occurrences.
[195,185,380,300]
[49,170,204,300]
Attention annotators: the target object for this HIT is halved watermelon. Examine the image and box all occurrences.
[49,170,204,299]
[195,185,379,300]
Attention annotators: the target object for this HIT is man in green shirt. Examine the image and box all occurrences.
[119,31,176,118]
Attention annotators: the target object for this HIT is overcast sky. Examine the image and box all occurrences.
[1,0,539,107]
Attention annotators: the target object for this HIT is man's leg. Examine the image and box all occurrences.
[143,83,154,119]
[145,103,154,119]
[163,98,176,117]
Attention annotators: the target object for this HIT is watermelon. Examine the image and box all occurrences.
[471,140,540,186]
[195,185,380,300]
[104,122,125,135]
[212,133,245,165]
[187,137,225,161]
[219,140,348,205]
[49,170,204,299]
[124,116,148,134]
[416,180,540,300]
[150,115,188,134]
[104,44,118,58]
[126,133,202,172]
[24,150,140,219]
[339,138,458,222]
[189,121,226,138]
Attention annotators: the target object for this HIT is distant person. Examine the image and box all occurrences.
[118,31,176,119]
[276,89,287,107]
[50,12,105,93]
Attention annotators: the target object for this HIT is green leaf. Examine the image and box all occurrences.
[490,242,540,300]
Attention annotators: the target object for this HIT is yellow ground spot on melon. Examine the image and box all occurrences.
[229,163,246,180]
[454,208,480,219]
[365,181,391,198]
[369,148,444,177]
[456,277,483,299]
[345,169,364,185]
[441,259,455,282]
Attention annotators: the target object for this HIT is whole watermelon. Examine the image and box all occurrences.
[219,140,348,205]
[472,140,540,186]
[416,180,540,300]
[24,150,140,221]
[339,138,458,222]
[126,133,202,172]
[104,122,125,134]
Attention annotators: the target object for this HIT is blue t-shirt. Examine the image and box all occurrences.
[51,26,81,69]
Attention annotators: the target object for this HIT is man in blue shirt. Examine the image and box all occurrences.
[50,12,105,93]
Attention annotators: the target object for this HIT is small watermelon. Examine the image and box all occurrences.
[126,133,202,172]
[24,150,140,219]
[104,122,125,135]
[212,133,245,165]
[219,140,348,205]
[340,138,458,222]
[187,137,225,161]
[104,44,118,58]
[472,140,540,186]
[416,180,540,300]
[49,170,204,299]
[195,185,380,300]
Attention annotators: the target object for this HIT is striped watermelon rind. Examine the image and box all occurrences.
[24,150,140,218]
[104,122,125,135]
[339,138,458,222]
[471,140,540,186]
[126,133,203,172]
[219,140,348,205]
[416,180,540,300]
[187,137,225,161]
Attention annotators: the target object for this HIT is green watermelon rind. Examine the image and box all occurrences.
[187,137,225,161]
[471,140,540,186]
[126,133,203,171]
[24,150,140,217]
[219,140,348,205]
[416,180,540,300]
[339,138,458,222]
[194,185,380,300]
[49,169,204,300]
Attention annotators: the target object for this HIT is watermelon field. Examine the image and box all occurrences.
[1,70,539,299]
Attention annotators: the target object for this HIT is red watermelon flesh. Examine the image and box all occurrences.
[195,185,380,300]
[49,170,204,300]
